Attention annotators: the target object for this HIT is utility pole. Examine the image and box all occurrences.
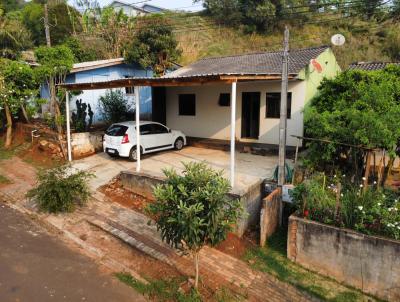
[278,25,289,226]
[44,3,51,47]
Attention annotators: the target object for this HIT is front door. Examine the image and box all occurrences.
[241,92,260,139]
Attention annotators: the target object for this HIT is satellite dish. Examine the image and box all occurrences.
[331,34,345,46]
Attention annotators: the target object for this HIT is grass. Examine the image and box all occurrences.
[0,175,11,184]
[173,13,399,69]
[115,272,244,302]
[243,228,378,302]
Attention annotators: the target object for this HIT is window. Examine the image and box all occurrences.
[218,93,230,107]
[179,94,196,116]
[265,92,292,118]
[151,123,169,134]
[139,124,152,135]
[124,76,134,94]
[105,125,128,136]
[125,86,134,95]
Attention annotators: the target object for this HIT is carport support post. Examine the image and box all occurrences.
[230,81,237,188]
[65,91,72,162]
[135,86,141,172]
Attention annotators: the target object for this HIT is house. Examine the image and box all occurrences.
[109,1,166,17]
[160,45,341,147]
[40,58,153,123]
[60,45,341,146]
[59,45,341,235]
[348,61,400,71]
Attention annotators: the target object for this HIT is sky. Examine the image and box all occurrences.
[72,0,204,11]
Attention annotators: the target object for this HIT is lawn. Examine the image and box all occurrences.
[116,273,245,302]
[243,228,378,302]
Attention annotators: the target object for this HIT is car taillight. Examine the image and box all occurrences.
[121,134,129,144]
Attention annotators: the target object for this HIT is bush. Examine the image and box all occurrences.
[27,165,94,213]
[291,174,400,240]
[98,89,133,123]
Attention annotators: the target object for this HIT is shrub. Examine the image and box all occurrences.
[291,174,400,240]
[27,165,93,213]
[98,89,133,124]
[147,162,243,289]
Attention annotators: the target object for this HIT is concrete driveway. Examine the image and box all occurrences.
[72,147,278,194]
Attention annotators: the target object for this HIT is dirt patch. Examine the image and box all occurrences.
[215,232,255,259]
[99,177,154,215]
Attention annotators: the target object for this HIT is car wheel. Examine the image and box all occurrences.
[174,138,184,150]
[129,146,141,162]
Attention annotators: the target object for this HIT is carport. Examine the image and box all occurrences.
[60,73,286,188]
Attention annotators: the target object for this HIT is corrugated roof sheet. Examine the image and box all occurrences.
[164,45,330,78]
[71,58,125,73]
[347,62,400,71]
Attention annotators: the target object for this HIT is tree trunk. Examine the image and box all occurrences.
[194,251,200,289]
[49,77,63,135]
[20,104,30,123]
[4,103,12,148]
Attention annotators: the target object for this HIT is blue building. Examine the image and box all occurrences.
[40,58,154,124]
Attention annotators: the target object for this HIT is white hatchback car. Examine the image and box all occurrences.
[103,121,187,161]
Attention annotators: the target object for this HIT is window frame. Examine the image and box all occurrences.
[265,92,292,119]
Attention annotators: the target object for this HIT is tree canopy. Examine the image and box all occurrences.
[303,65,400,174]
[124,15,182,76]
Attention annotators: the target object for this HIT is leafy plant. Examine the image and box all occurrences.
[98,89,132,123]
[34,45,74,135]
[303,66,400,177]
[27,165,94,213]
[147,162,243,289]
[124,15,182,76]
[0,58,38,148]
[291,174,400,240]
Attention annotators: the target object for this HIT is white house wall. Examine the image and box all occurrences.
[165,80,306,147]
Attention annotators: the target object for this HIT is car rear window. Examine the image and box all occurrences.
[105,125,128,136]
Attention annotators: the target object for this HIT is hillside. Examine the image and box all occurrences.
[173,14,399,69]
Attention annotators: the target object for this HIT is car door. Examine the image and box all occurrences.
[138,124,154,152]
[147,123,173,152]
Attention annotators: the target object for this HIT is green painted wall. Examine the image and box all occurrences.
[298,48,342,105]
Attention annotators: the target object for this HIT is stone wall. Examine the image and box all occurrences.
[71,132,103,158]
[259,188,280,246]
[119,170,264,237]
[288,215,400,301]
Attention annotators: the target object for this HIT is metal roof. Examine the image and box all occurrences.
[164,45,330,78]
[70,58,125,73]
[347,62,400,71]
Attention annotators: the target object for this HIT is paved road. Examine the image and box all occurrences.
[0,204,146,302]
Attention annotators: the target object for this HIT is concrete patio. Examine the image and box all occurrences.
[72,146,279,195]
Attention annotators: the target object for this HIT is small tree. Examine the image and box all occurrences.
[124,15,182,76]
[34,45,74,135]
[27,165,94,213]
[148,162,243,289]
[0,59,37,147]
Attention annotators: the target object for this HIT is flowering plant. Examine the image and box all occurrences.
[291,174,400,240]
